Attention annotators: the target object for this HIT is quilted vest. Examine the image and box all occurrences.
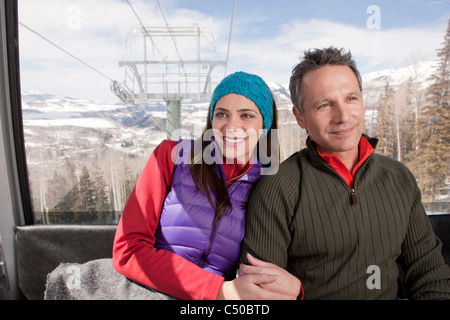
[154,139,263,279]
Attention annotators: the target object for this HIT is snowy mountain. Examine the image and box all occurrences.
[22,59,438,131]
[266,81,292,104]
[21,60,439,166]
[362,60,436,90]
[22,97,167,160]
[361,60,437,110]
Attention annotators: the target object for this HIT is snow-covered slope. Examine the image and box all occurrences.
[22,60,439,161]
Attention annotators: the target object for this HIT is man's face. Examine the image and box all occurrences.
[293,65,364,158]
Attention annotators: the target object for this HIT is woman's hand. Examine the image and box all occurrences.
[217,253,302,300]
[217,273,297,300]
[238,253,302,298]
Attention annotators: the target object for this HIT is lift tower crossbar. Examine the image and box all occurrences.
[114,24,226,140]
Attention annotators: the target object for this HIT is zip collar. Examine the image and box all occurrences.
[315,136,375,188]
[307,134,377,188]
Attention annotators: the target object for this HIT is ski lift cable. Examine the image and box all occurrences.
[224,0,236,77]
[127,0,178,93]
[126,0,166,62]
[19,22,113,82]
[155,0,188,79]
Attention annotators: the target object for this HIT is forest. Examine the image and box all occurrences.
[373,20,449,203]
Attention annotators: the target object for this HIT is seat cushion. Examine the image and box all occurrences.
[15,225,116,300]
[44,258,175,300]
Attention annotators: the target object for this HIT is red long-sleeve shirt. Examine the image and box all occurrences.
[316,136,374,188]
[113,140,250,300]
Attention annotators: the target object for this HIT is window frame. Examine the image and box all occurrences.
[4,0,34,225]
[0,0,31,300]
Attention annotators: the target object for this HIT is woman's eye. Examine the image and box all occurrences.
[215,112,226,118]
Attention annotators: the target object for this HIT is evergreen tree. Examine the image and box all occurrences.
[92,165,111,213]
[53,184,79,212]
[76,166,96,212]
[415,20,450,200]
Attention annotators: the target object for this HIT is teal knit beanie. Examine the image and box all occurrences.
[210,71,273,132]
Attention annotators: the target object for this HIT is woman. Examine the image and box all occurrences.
[113,71,302,300]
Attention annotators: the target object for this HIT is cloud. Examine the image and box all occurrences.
[18,0,230,101]
[17,0,447,101]
[225,19,446,85]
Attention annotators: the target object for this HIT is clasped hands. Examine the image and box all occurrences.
[218,253,302,300]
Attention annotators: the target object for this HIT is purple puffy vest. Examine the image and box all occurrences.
[154,140,263,279]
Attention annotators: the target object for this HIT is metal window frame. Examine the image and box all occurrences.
[0,0,32,299]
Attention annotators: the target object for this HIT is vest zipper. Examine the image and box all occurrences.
[199,222,219,268]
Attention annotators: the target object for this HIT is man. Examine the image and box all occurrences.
[239,47,450,299]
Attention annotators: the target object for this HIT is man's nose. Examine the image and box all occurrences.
[333,102,351,123]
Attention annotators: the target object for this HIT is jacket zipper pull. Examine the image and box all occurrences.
[351,188,358,205]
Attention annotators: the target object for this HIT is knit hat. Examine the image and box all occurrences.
[210,71,273,132]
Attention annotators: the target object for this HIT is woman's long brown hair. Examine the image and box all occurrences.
[189,99,279,225]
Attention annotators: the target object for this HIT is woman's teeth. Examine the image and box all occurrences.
[224,137,245,144]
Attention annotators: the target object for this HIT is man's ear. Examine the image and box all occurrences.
[292,107,307,129]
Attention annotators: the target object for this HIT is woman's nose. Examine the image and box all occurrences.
[224,114,241,130]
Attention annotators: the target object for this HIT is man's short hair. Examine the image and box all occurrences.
[289,47,362,113]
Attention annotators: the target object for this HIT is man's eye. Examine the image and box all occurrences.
[318,103,330,109]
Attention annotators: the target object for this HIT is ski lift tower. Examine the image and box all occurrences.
[112,24,226,140]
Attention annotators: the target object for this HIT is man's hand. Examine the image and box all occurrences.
[238,253,302,298]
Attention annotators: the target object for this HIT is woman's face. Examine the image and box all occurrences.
[212,93,264,164]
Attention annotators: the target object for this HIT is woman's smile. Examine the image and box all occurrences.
[223,136,246,146]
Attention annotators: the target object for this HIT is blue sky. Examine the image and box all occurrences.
[174,0,448,29]
[18,0,450,102]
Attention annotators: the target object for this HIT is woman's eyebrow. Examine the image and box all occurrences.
[214,107,228,112]
[214,107,260,113]
[236,109,259,114]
